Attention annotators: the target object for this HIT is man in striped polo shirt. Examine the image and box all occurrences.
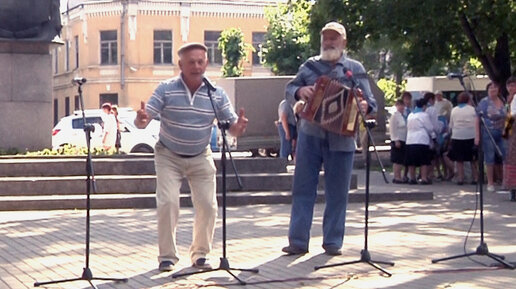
[135,42,248,272]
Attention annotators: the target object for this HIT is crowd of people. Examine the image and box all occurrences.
[389,77,516,202]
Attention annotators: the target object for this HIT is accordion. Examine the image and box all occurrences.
[299,75,361,136]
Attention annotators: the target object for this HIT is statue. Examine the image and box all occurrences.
[0,0,61,42]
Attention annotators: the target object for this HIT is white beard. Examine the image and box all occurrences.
[320,47,342,62]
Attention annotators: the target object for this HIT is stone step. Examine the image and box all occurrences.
[0,155,289,177]
[0,191,434,211]
[0,173,357,196]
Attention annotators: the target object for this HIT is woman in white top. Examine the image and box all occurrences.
[405,98,435,184]
[389,99,407,183]
[446,92,478,185]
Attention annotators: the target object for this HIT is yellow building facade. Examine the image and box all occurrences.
[52,0,282,123]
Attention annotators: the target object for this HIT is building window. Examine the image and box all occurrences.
[65,97,70,116]
[100,30,117,65]
[74,35,79,68]
[53,47,58,74]
[65,41,70,72]
[204,31,222,65]
[252,32,266,66]
[53,99,58,126]
[74,95,80,110]
[154,30,172,64]
[99,93,118,107]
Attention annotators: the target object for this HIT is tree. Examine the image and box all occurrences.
[262,0,314,75]
[218,28,250,77]
[310,0,516,91]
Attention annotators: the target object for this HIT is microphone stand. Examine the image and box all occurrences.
[172,80,259,285]
[34,81,128,288]
[431,76,514,269]
[315,70,393,276]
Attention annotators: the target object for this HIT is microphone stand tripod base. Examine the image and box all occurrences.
[172,257,259,285]
[432,242,515,269]
[314,249,394,277]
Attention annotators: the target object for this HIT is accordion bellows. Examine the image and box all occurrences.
[299,75,360,136]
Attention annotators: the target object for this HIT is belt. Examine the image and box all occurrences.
[174,150,205,158]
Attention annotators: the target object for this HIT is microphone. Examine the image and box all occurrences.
[72,77,87,85]
[447,73,467,79]
[203,77,216,92]
[343,67,357,87]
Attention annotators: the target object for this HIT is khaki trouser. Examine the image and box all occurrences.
[154,142,218,265]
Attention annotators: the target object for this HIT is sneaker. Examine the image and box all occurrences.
[408,179,418,185]
[392,179,405,184]
[282,245,308,255]
[496,190,510,194]
[193,257,212,269]
[324,247,342,256]
[487,185,495,192]
[158,260,174,272]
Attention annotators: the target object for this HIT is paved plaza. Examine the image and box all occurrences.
[1,170,515,289]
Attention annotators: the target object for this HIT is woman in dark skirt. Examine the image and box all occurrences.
[405,98,434,184]
[389,99,407,183]
[447,92,478,185]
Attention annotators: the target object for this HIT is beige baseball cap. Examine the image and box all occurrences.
[178,42,208,56]
[321,22,347,39]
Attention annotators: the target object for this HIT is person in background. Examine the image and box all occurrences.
[503,76,516,201]
[400,91,413,182]
[475,81,506,192]
[389,99,407,183]
[405,98,434,185]
[401,91,413,120]
[111,105,122,153]
[283,21,376,256]
[277,99,297,161]
[446,92,478,185]
[434,90,453,122]
[433,90,453,179]
[423,92,443,181]
[134,42,248,272]
[101,102,117,150]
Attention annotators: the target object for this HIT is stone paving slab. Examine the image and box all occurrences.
[0,171,514,289]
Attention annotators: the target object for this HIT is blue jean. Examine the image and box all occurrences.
[481,128,505,165]
[278,123,297,159]
[288,131,354,251]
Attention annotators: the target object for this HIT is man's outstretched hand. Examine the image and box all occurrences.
[135,100,150,129]
[229,108,248,137]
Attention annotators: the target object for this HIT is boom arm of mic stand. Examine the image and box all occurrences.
[350,83,389,184]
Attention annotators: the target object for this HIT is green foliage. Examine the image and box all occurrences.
[377,78,406,106]
[218,28,250,77]
[309,0,515,79]
[262,0,314,75]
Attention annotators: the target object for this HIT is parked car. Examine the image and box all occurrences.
[52,108,159,153]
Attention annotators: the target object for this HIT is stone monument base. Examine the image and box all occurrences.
[0,41,56,152]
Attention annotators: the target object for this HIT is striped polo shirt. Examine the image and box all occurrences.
[146,75,237,156]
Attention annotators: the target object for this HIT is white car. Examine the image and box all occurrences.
[52,108,159,153]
